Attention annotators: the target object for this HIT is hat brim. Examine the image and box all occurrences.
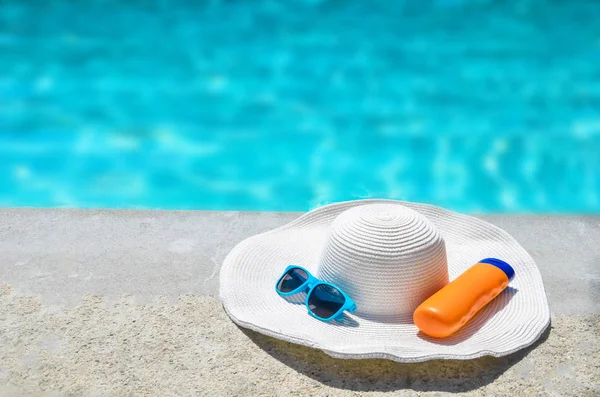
[219,199,550,362]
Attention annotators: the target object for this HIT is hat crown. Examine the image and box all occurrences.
[317,203,448,319]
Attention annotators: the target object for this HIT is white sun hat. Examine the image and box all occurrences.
[219,199,550,362]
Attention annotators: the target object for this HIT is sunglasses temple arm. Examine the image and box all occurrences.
[348,300,357,312]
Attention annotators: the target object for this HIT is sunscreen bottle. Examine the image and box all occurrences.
[413,258,515,338]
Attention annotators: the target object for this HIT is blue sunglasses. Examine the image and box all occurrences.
[275,265,357,322]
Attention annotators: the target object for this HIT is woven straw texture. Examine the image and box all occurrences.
[219,199,551,362]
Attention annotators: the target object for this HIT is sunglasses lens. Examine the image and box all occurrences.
[277,268,308,293]
[308,284,346,319]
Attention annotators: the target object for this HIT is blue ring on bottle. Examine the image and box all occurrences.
[479,258,515,281]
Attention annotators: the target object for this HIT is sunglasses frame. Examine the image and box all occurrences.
[275,265,357,322]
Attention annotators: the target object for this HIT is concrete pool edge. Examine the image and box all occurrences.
[0,208,598,313]
[1,209,599,396]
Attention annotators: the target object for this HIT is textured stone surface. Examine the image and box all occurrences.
[0,286,598,397]
[1,209,600,396]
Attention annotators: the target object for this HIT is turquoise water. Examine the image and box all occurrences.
[1,0,599,212]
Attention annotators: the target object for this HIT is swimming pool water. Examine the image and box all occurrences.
[1,0,599,212]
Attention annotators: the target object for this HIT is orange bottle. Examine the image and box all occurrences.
[413,258,515,338]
